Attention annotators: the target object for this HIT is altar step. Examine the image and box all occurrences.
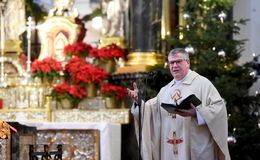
[0,108,130,124]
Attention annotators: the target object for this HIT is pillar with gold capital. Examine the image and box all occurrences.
[117,0,166,73]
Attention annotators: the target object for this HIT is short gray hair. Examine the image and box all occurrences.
[168,48,189,60]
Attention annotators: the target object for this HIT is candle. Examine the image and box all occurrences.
[26,16,33,72]
[0,8,4,82]
[0,99,2,109]
[0,9,4,51]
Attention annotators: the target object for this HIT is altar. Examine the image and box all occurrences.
[0,0,148,159]
[0,93,130,159]
[19,122,122,160]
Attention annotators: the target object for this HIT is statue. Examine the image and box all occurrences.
[49,0,78,17]
[4,0,26,40]
[38,0,84,62]
[102,0,129,37]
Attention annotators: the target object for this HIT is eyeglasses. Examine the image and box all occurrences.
[168,59,186,65]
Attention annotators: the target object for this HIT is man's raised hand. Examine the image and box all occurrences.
[127,82,139,103]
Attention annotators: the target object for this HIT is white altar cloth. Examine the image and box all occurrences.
[19,122,121,160]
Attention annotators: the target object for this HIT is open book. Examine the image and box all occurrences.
[161,94,201,113]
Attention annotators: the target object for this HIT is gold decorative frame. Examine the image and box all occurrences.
[37,16,80,61]
[52,108,130,124]
[116,52,166,73]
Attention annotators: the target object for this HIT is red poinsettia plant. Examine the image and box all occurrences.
[100,84,128,100]
[89,43,126,61]
[65,57,109,85]
[50,82,87,103]
[31,57,63,80]
[63,42,93,58]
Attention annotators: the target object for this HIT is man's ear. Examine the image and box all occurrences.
[187,59,191,65]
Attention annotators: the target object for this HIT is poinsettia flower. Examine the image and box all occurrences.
[31,57,63,80]
[51,82,87,102]
[88,48,99,58]
[88,43,126,61]
[100,84,128,100]
[64,42,93,58]
[65,57,108,85]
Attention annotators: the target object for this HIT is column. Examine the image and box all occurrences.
[118,0,165,72]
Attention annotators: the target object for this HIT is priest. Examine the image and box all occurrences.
[128,48,230,160]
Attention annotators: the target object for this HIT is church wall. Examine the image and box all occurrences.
[233,0,260,95]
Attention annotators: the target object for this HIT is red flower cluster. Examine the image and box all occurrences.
[89,43,125,60]
[100,84,128,100]
[31,57,63,79]
[51,82,87,102]
[64,42,93,58]
[65,57,109,85]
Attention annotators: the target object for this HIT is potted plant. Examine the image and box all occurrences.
[89,43,126,73]
[50,82,87,109]
[100,84,128,108]
[31,57,63,83]
[63,42,93,58]
[64,57,109,97]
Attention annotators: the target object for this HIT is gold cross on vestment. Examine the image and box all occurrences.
[171,89,182,102]
[167,131,183,155]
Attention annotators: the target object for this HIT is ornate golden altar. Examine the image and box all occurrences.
[0,81,130,160]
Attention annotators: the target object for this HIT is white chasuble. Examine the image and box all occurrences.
[133,70,230,160]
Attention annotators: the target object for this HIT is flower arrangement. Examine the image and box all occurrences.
[31,57,63,80]
[63,42,93,58]
[50,82,87,104]
[40,42,127,108]
[100,84,128,100]
[65,57,109,85]
[89,43,126,61]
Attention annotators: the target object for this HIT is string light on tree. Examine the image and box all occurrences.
[183,13,191,29]
[250,52,260,75]
[218,11,226,23]
[185,45,195,54]
[212,47,216,51]
[183,13,190,19]
[249,71,257,78]
[186,24,190,30]
[218,50,226,57]
[227,136,236,145]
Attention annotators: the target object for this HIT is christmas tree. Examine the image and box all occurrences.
[148,0,260,159]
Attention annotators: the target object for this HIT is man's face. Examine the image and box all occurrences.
[168,53,190,80]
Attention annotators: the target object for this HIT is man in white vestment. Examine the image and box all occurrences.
[128,48,230,160]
